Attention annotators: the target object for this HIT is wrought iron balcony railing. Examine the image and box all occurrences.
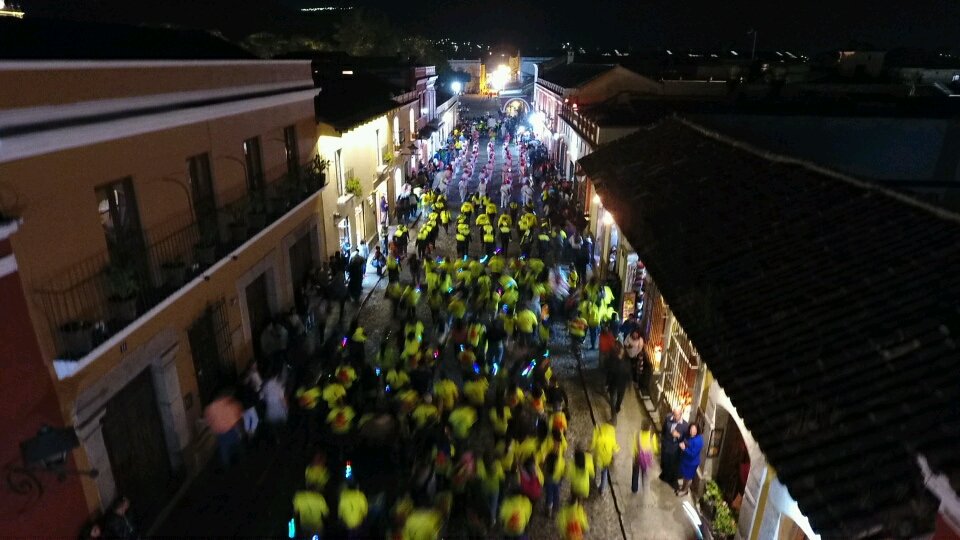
[35,171,326,361]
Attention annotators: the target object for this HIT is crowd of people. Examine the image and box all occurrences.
[168,109,702,540]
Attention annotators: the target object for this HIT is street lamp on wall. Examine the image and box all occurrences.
[5,425,99,507]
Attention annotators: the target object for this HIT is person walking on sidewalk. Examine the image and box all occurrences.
[632,420,658,493]
[605,342,631,421]
[624,329,645,388]
[659,408,688,489]
[676,422,703,497]
[591,422,619,494]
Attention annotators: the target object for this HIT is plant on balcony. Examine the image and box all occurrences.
[345,177,363,197]
[161,258,187,288]
[59,319,95,358]
[303,155,329,191]
[105,264,140,323]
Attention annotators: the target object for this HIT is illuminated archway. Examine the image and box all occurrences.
[501,97,530,116]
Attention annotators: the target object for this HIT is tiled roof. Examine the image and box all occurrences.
[579,118,960,538]
[538,63,616,89]
[314,73,399,131]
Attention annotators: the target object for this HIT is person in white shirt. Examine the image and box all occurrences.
[478,177,488,198]
[500,181,512,208]
[459,177,468,202]
[521,182,534,207]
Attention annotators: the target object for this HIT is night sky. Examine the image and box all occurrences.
[19,0,960,52]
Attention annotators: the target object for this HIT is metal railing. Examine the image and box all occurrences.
[36,171,326,360]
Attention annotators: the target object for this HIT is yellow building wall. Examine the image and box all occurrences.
[0,97,324,512]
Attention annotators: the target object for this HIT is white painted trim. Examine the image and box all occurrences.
[0,80,314,127]
[52,191,323,380]
[0,60,312,70]
[0,89,318,164]
[0,253,16,278]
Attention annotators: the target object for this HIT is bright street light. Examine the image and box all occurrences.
[450,81,462,94]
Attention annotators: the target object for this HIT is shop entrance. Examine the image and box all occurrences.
[337,217,352,256]
[714,406,750,511]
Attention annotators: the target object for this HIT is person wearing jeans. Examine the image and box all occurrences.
[543,452,564,517]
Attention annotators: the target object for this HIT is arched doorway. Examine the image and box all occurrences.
[713,405,751,511]
[501,98,529,117]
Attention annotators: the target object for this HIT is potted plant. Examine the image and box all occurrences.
[229,200,249,243]
[161,257,187,288]
[195,227,219,267]
[303,155,329,191]
[58,319,95,358]
[700,479,722,520]
[345,177,363,198]
[712,502,738,540]
[105,264,140,323]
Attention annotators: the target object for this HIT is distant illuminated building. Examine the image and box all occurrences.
[0,0,25,18]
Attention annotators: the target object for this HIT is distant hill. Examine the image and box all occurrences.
[19,0,320,40]
[0,17,255,59]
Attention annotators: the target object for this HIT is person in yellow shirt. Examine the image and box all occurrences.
[632,419,659,493]
[386,367,411,391]
[338,479,368,535]
[293,489,328,536]
[411,395,440,429]
[322,382,346,409]
[489,402,512,438]
[515,305,538,346]
[591,422,620,493]
[433,378,459,411]
[463,375,489,407]
[327,402,356,435]
[555,500,589,540]
[402,507,443,540]
[448,405,477,440]
[477,451,505,526]
[499,492,532,538]
[305,452,329,491]
[566,449,595,501]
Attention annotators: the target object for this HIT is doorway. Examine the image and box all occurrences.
[188,300,236,407]
[245,273,271,357]
[101,369,179,528]
[715,407,750,509]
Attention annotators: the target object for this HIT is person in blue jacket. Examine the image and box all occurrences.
[676,422,703,496]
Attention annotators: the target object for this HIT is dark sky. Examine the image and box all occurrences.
[19,0,960,52]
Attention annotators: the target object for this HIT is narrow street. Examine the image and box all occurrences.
[155,95,696,539]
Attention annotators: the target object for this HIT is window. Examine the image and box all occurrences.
[409,108,415,136]
[188,153,219,242]
[393,117,401,147]
[283,126,300,179]
[242,136,264,192]
[335,149,346,195]
[375,128,382,165]
[96,178,146,262]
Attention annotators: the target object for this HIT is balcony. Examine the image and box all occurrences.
[35,170,326,364]
[559,105,600,147]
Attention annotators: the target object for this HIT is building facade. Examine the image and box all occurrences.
[579,117,960,539]
[0,61,325,535]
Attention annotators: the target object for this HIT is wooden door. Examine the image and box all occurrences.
[245,273,271,357]
[288,233,313,292]
[101,369,178,528]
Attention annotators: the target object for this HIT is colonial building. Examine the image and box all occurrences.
[0,60,324,536]
[578,117,960,539]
